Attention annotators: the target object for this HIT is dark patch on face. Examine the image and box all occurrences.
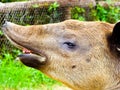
[72,65,76,69]
[86,58,91,62]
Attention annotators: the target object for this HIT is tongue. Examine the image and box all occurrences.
[23,48,31,54]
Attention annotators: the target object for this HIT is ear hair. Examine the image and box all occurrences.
[117,47,120,52]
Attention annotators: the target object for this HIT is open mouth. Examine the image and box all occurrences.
[18,47,47,69]
[2,21,47,69]
[23,48,32,54]
[14,40,47,69]
[16,42,47,69]
[5,34,47,69]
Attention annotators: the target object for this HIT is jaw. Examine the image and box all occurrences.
[2,21,47,69]
[18,54,46,69]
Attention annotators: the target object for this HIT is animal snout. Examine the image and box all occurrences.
[2,20,8,28]
[2,21,14,31]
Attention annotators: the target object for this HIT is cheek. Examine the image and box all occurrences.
[79,41,92,54]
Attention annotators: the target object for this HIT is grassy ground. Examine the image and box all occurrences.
[0,49,70,90]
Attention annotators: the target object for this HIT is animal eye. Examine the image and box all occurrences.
[63,42,76,49]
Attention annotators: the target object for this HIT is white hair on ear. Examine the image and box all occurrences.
[117,47,120,51]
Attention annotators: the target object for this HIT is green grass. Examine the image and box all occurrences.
[0,49,61,90]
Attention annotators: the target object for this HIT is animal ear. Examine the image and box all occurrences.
[111,22,120,45]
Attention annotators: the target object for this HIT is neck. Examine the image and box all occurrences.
[105,59,120,90]
[77,60,120,90]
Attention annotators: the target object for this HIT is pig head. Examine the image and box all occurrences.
[2,20,120,90]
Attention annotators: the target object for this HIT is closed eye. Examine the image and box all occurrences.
[63,42,76,49]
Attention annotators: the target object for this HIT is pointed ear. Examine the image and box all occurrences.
[111,22,120,45]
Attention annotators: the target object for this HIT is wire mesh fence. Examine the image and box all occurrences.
[0,1,71,56]
[0,0,120,56]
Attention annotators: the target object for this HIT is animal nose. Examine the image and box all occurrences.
[2,20,8,28]
[2,20,13,31]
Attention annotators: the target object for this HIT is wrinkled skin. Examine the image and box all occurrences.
[2,20,120,90]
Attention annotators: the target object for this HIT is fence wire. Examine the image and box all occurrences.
[0,1,69,55]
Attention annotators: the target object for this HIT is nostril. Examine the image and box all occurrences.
[2,20,8,28]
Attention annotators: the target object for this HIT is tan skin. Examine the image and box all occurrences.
[2,20,120,90]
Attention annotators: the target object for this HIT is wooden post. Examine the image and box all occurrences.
[0,0,96,13]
